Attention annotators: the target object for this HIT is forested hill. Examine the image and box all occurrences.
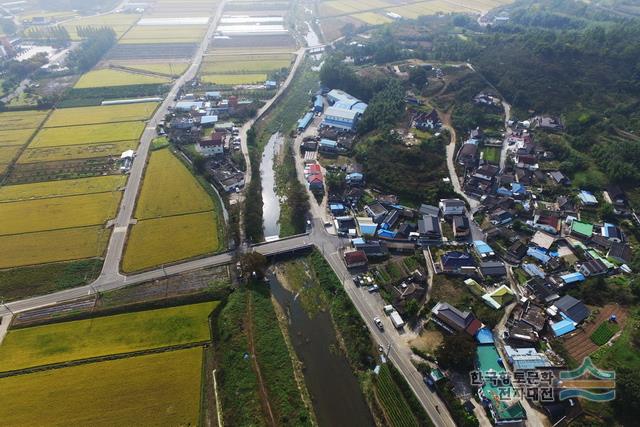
[468,24,640,118]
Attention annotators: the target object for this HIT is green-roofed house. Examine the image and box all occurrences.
[570,220,594,240]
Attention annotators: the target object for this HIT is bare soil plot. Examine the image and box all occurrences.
[563,304,628,362]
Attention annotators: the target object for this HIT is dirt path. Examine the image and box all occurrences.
[245,292,277,426]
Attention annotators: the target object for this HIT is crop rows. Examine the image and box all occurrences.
[376,364,420,427]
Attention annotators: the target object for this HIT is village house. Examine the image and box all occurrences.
[431,302,481,335]
[196,131,225,156]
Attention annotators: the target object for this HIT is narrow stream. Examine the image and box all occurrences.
[268,272,375,427]
[261,133,283,241]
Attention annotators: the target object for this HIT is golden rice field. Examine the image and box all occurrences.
[0,146,20,164]
[0,192,121,236]
[0,225,110,269]
[201,73,267,85]
[123,211,220,272]
[0,129,39,146]
[111,61,190,76]
[45,103,158,128]
[29,121,146,148]
[320,0,513,24]
[353,11,393,24]
[119,25,208,44]
[135,148,214,219]
[61,13,141,40]
[74,69,171,89]
[0,110,49,131]
[0,301,217,371]
[18,140,138,164]
[0,176,126,202]
[0,349,203,427]
[0,163,8,175]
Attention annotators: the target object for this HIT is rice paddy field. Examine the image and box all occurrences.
[74,68,171,88]
[0,175,126,202]
[29,121,146,148]
[0,348,204,427]
[0,192,121,236]
[119,25,209,44]
[0,110,49,130]
[199,49,293,87]
[0,146,20,164]
[0,225,110,268]
[108,61,190,76]
[123,211,221,272]
[0,128,40,146]
[0,301,217,371]
[44,102,158,128]
[134,148,214,219]
[18,140,138,164]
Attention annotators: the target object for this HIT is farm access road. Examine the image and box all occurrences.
[97,0,228,284]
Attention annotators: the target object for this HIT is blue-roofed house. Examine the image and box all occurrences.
[578,190,598,206]
[360,223,378,236]
[313,96,324,112]
[474,240,495,258]
[330,203,346,215]
[378,229,397,239]
[346,172,364,185]
[560,272,586,285]
[475,328,495,345]
[550,314,576,337]
[527,247,552,264]
[523,263,546,279]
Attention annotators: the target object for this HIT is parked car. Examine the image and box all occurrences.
[374,317,384,331]
[367,284,379,293]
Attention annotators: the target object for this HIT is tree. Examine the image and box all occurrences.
[435,334,476,373]
[404,299,420,319]
[614,368,640,421]
[408,66,429,88]
[240,252,268,279]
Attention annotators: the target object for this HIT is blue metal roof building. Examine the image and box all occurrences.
[298,112,314,131]
[313,96,324,112]
[551,314,576,337]
[323,107,359,131]
[527,247,552,264]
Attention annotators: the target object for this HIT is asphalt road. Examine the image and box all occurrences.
[97,1,227,284]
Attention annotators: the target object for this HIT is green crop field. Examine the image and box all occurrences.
[29,121,146,148]
[74,69,171,89]
[201,58,292,74]
[0,110,49,131]
[0,348,203,426]
[0,192,121,236]
[18,140,138,163]
[0,129,40,146]
[201,73,268,85]
[135,148,214,219]
[0,176,126,202]
[45,103,158,127]
[123,211,220,272]
[375,364,419,427]
[482,146,501,164]
[352,12,392,24]
[591,322,620,346]
[0,225,110,268]
[0,301,217,371]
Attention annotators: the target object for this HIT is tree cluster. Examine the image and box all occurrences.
[67,27,116,73]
